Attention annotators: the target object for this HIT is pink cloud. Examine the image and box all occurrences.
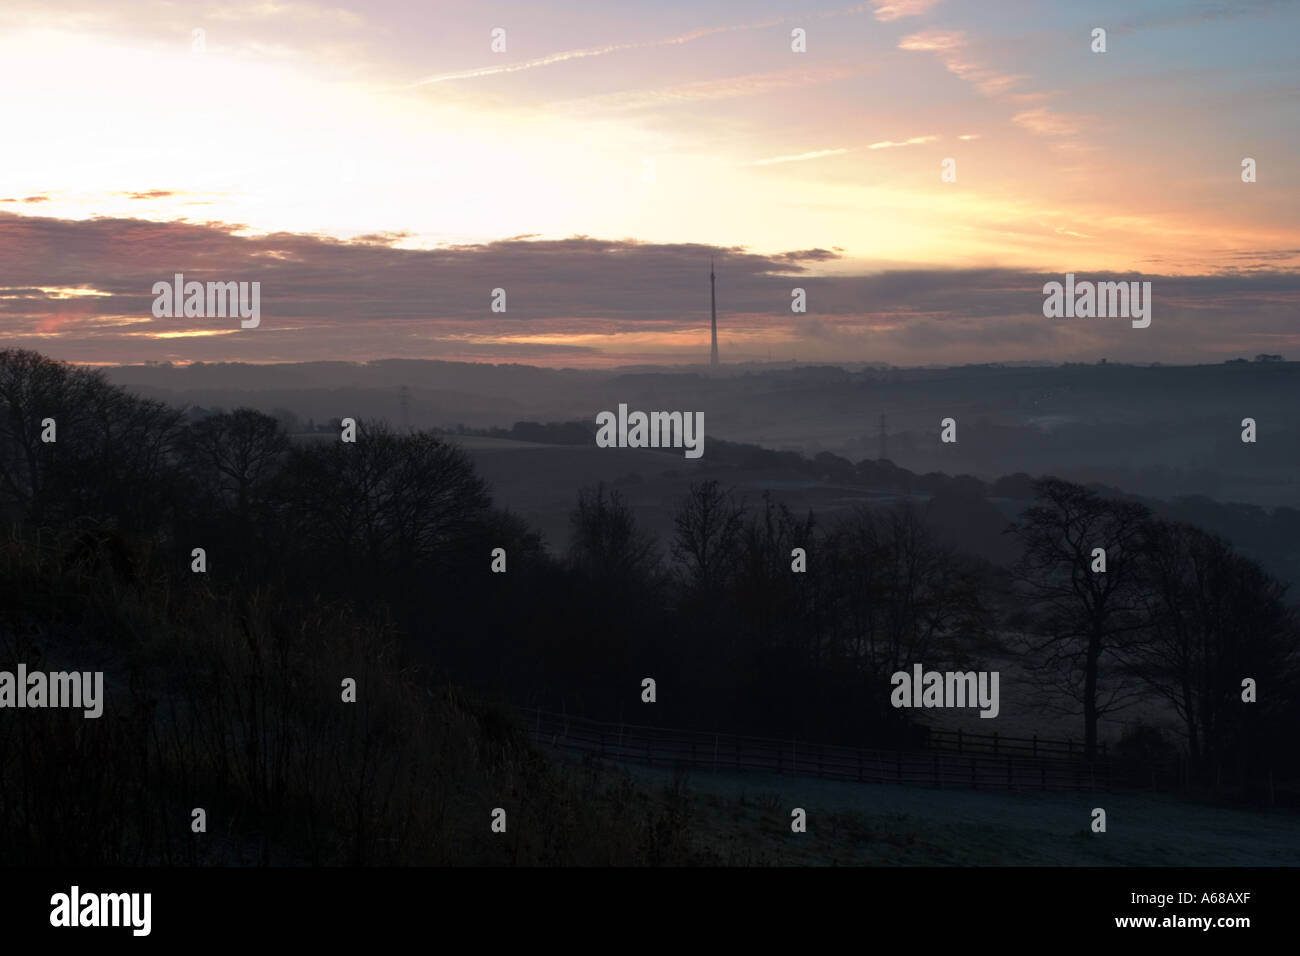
[871,0,944,22]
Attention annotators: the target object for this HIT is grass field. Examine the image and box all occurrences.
[557,752,1300,866]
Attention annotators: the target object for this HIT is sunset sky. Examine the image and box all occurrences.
[2,0,1297,366]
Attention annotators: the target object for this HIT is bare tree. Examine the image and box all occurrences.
[181,408,289,521]
[567,482,659,584]
[1006,477,1151,760]
[1127,519,1297,780]
[276,421,491,579]
[671,479,744,596]
[824,501,988,680]
[79,386,184,531]
[731,493,815,656]
[0,349,183,532]
[0,349,101,523]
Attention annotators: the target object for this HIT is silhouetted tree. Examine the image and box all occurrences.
[0,349,101,523]
[0,349,183,533]
[567,482,660,585]
[71,385,184,533]
[732,493,810,653]
[274,421,491,585]
[671,479,745,597]
[180,408,289,522]
[1007,477,1151,760]
[1128,519,1299,785]
[823,501,989,681]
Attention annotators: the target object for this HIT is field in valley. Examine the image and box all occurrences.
[560,753,1300,866]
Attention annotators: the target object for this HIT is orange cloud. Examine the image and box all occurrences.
[898,29,1027,96]
[1011,108,1085,137]
[872,0,944,22]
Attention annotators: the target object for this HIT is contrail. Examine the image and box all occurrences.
[751,148,850,166]
[401,7,871,88]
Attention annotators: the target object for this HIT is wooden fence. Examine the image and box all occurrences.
[521,707,1175,793]
[928,726,1107,760]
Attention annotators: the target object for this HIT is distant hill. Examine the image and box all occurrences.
[109,358,1300,509]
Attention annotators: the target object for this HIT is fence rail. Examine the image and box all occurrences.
[927,726,1107,760]
[519,707,1168,793]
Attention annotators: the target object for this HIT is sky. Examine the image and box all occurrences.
[1,0,1297,366]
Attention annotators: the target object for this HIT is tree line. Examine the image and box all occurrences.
[2,348,1297,802]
